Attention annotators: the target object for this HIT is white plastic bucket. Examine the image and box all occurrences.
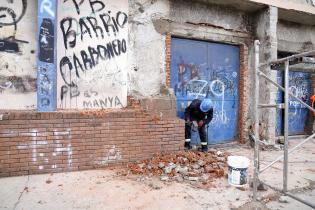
[227,156,250,186]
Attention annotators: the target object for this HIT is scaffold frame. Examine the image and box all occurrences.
[253,40,315,208]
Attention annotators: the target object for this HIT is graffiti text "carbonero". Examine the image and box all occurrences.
[60,38,126,86]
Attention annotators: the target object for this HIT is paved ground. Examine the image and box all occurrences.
[0,138,314,210]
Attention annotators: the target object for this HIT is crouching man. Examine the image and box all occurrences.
[184,98,213,152]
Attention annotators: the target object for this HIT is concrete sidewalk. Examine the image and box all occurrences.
[0,138,314,210]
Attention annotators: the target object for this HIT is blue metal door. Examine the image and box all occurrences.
[276,71,311,136]
[170,38,240,144]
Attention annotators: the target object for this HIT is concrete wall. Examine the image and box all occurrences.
[128,0,170,97]
[254,6,278,143]
[0,0,37,109]
[250,0,315,11]
[287,0,315,6]
[57,0,129,109]
[169,0,250,33]
[278,20,315,53]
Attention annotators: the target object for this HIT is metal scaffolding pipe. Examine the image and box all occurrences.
[253,39,315,207]
[285,192,315,209]
[253,40,260,201]
[259,50,315,68]
[258,104,284,108]
[260,181,315,209]
[271,50,315,65]
[283,61,289,192]
[259,133,315,174]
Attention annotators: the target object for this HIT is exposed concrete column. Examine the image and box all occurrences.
[254,6,278,144]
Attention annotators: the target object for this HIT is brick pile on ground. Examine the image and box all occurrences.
[126,149,228,184]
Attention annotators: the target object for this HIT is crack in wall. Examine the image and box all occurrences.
[185,21,249,34]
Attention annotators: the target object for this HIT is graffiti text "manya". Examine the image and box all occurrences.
[83,96,123,109]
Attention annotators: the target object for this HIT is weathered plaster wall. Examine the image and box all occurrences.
[128,0,170,97]
[57,0,128,109]
[0,0,37,109]
[249,0,315,13]
[278,20,315,53]
[287,0,315,6]
[254,6,278,143]
[169,0,250,33]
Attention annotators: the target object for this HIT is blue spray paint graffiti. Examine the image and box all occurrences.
[276,71,311,136]
[37,0,57,111]
[171,38,240,144]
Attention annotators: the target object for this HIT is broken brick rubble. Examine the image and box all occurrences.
[126,150,229,184]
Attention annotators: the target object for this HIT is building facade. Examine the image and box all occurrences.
[0,0,314,177]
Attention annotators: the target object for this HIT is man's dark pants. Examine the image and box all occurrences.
[185,122,208,149]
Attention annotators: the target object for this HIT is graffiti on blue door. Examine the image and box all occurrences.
[170,38,240,144]
[276,71,311,136]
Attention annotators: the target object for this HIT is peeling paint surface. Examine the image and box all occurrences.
[128,0,170,97]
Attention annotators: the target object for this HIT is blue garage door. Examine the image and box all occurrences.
[170,38,240,144]
[276,71,311,136]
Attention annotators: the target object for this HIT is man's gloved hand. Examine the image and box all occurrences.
[198,120,204,127]
[191,121,198,131]
[185,120,192,126]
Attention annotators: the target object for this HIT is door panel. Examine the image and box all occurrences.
[171,38,240,144]
[276,71,311,136]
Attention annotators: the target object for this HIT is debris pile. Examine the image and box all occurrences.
[126,149,228,184]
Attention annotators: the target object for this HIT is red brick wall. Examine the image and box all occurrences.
[0,107,184,177]
[238,44,249,143]
[165,33,172,88]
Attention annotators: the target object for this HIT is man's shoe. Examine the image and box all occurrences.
[184,142,192,150]
[201,145,208,153]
